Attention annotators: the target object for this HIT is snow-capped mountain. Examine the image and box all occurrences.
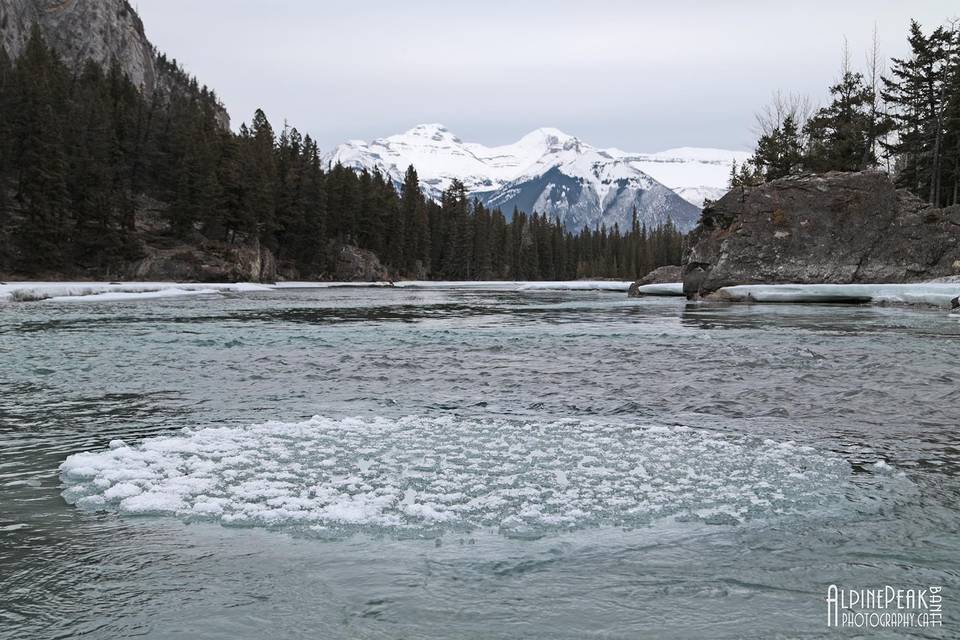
[620,147,753,208]
[324,124,748,232]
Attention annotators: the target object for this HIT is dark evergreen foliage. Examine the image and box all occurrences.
[749,115,805,182]
[0,30,684,279]
[740,19,959,207]
[881,20,959,205]
[805,71,888,172]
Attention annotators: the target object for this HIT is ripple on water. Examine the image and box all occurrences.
[60,416,852,537]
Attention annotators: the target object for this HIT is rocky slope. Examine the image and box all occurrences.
[682,171,960,298]
[325,124,746,232]
[0,0,228,127]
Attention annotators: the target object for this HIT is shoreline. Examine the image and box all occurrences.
[2,279,959,310]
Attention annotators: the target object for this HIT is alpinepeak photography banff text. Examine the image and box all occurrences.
[0,0,958,638]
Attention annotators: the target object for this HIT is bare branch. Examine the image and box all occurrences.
[752,90,814,139]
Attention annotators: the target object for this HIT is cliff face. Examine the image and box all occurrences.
[0,0,228,127]
[2,0,155,89]
[683,171,960,298]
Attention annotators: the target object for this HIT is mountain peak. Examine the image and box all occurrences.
[403,123,460,143]
[323,127,745,230]
[520,127,577,148]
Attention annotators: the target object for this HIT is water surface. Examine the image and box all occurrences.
[1,286,958,638]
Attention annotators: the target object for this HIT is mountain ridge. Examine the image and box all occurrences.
[324,124,749,232]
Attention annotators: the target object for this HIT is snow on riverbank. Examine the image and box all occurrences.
[517,281,631,291]
[277,280,634,291]
[0,280,635,302]
[630,283,685,296]
[0,282,272,303]
[713,283,960,308]
[624,280,960,307]
[4,279,957,308]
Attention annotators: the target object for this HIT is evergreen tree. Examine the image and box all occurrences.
[12,27,71,270]
[752,114,805,180]
[0,26,692,281]
[246,108,278,248]
[882,20,957,204]
[805,71,885,172]
[399,165,429,274]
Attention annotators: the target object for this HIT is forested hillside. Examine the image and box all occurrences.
[0,29,683,281]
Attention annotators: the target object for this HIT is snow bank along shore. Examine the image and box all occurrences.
[0,280,633,302]
[628,281,960,310]
[2,279,958,310]
[712,283,960,309]
[0,281,272,303]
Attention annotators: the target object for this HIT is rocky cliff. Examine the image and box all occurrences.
[2,0,154,89]
[683,171,960,298]
[0,0,228,127]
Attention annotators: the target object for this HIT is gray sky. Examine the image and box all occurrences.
[135,0,956,152]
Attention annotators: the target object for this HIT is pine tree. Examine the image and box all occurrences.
[399,165,429,275]
[804,71,884,172]
[12,27,71,270]
[247,109,278,248]
[882,20,957,204]
[0,45,12,269]
[943,46,960,205]
[752,114,805,180]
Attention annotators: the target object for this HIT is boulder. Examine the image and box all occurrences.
[628,265,683,297]
[683,171,960,298]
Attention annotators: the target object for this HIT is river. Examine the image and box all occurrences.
[1,285,957,638]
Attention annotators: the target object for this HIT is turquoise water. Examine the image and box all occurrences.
[1,286,958,638]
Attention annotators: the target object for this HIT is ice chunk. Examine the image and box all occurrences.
[517,281,632,292]
[59,416,852,535]
[631,283,684,296]
[713,283,960,308]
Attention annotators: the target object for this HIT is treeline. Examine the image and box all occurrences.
[0,27,682,280]
[734,19,960,207]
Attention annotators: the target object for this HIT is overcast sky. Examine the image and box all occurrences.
[135,0,956,153]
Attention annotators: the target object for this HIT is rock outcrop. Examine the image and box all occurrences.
[0,0,229,127]
[332,245,391,282]
[628,265,682,297]
[127,242,391,283]
[683,171,960,298]
[126,240,277,283]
